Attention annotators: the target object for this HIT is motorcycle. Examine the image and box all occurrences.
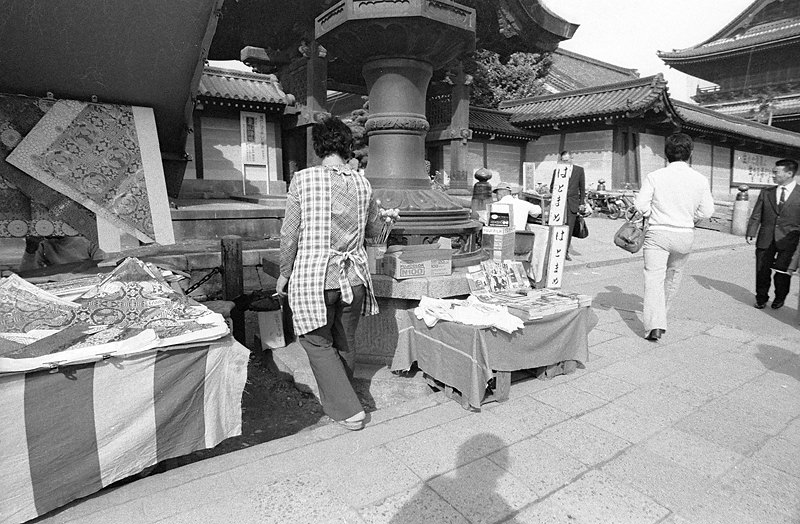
[587,188,636,220]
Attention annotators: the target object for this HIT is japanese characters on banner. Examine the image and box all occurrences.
[548,164,571,226]
[240,112,268,166]
[546,225,570,289]
[732,151,782,187]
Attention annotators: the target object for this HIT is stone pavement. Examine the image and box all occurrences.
[35,217,800,524]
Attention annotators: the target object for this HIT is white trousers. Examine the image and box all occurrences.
[642,228,694,333]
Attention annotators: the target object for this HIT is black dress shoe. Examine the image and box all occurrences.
[754,302,767,309]
[771,299,785,309]
[645,329,664,341]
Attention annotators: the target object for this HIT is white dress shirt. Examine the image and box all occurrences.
[777,180,796,205]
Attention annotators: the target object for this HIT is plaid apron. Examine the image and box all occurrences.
[287,166,378,336]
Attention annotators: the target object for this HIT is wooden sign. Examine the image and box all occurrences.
[546,225,570,288]
[548,164,571,225]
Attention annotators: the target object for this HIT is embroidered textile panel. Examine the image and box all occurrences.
[0,95,97,241]
[7,100,157,242]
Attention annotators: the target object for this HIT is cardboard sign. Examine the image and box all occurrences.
[548,164,571,226]
[545,225,570,288]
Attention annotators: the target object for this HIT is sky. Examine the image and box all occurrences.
[544,0,755,102]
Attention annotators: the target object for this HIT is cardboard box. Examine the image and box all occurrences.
[482,226,515,261]
[382,244,453,279]
[365,244,386,274]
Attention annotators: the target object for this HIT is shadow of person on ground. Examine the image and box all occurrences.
[694,275,798,328]
[388,434,519,524]
[756,344,800,382]
[693,275,753,306]
[592,285,644,335]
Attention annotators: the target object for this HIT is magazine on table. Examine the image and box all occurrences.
[465,262,591,320]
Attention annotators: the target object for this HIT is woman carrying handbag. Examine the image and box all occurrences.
[633,133,715,341]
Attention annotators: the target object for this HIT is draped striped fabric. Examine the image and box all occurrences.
[0,336,249,524]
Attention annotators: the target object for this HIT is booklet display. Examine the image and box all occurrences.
[466,260,591,320]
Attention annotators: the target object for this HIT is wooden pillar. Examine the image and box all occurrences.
[192,110,204,179]
[448,61,472,192]
[221,235,245,344]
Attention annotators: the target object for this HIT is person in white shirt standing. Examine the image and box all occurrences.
[634,133,715,341]
[493,182,542,231]
[746,158,800,310]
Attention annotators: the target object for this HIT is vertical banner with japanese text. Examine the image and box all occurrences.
[548,164,571,226]
[546,225,570,288]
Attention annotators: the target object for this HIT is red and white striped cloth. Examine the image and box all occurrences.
[0,336,249,524]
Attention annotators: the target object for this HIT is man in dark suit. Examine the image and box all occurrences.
[551,151,586,260]
[746,158,800,309]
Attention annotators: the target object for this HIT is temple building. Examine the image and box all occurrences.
[424,48,640,185]
[659,0,800,133]
[182,66,294,198]
[500,74,800,198]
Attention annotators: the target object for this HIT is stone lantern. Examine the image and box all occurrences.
[316,0,482,253]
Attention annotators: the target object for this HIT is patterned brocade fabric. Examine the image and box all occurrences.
[0,95,97,241]
[0,259,227,350]
[0,274,80,333]
[7,100,157,242]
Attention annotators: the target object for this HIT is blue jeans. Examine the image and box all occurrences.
[299,285,365,421]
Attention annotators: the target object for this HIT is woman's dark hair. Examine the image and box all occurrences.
[312,115,353,160]
[664,133,693,162]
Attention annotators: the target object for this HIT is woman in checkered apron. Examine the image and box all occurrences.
[276,116,398,431]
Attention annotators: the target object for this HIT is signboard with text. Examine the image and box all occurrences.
[545,225,570,289]
[548,164,571,226]
[240,112,268,166]
[732,151,781,187]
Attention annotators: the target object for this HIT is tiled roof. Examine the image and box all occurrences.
[501,73,800,150]
[546,49,639,91]
[197,66,291,105]
[673,100,800,148]
[469,107,537,140]
[501,74,671,127]
[659,18,800,61]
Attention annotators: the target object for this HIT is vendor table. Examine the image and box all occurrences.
[391,307,596,410]
[0,336,249,524]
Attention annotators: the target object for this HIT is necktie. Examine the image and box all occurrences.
[779,187,786,210]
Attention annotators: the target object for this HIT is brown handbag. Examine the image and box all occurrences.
[613,210,648,253]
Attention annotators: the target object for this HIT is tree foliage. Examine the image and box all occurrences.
[345,98,370,168]
[467,49,552,108]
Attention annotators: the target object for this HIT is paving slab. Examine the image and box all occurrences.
[536,419,631,467]
[578,403,671,443]
[488,437,588,499]
[358,485,469,524]
[601,446,710,512]
[641,427,745,479]
[545,470,670,524]
[428,457,536,524]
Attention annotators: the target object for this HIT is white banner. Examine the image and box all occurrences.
[546,225,570,289]
[548,164,571,225]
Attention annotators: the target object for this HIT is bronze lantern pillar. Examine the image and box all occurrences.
[316,0,483,252]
